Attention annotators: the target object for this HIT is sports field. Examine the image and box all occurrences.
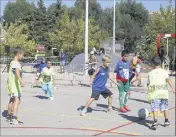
[1,72,175,136]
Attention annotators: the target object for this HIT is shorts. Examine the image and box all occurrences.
[150,99,168,112]
[8,93,21,98]
[91,89,113,100]
[118,81,130,93]
[88,68,95,76]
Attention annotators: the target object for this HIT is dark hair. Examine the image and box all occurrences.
[121,50,129,57]
[152,56,161,66]
[46,59,51,63]
[13,47,24,55]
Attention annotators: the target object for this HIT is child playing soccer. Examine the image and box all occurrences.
[114,50,131,113]
[80,55,114,116]
[147,56,175,130]
[40,60,55,100]
[6,47,25,124]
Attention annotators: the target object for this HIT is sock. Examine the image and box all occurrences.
[165,119,169,122]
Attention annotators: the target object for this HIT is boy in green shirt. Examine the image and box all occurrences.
[147,56,175,130]
[6,47,25,124]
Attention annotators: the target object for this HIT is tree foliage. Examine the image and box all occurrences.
[1,23,36,56]
[136,2,175,60]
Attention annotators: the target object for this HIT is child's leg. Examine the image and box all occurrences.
[160,99,170,126]
[12,96,21,117]
[7,97,14,116]
[84,98,95,110]
[108,95,113,108]
[118,82,125,109]
[47,83,53,97]
[42,84,48,94]
[123,81,131,111]
[150,99,159,129]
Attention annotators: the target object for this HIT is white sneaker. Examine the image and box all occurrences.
[49,97,54,100]
[80,109,87,116]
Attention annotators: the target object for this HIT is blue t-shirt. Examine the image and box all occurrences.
[92,66,109,92]
[39,63,46,73]
[114,60,130,80]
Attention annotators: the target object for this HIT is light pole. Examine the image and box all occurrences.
[113,0,116,54]
[85,0,89,76]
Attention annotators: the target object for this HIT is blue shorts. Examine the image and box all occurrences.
[150,99,168,112]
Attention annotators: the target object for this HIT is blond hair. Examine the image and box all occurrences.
[102,55,112,63]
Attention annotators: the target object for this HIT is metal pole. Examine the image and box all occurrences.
[166,38,169,57]
[85,0,89,76]
[113,0,116,54]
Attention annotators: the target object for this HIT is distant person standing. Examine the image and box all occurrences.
[87,51,97,86]
[59,49,66,73]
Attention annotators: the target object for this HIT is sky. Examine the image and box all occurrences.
[0,0,175,16]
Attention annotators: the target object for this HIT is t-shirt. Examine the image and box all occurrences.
[114,60,130,82]
[7,60,22,94]
[92,66,109,92]
[39,63,46,73]
[40,67,55,84]
[147,68,169,101]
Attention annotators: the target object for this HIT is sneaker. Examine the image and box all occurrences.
[6,115,12,122]
[164,120,170,127]
[49,97,54,100]
[124,106,131,111]
[10,116,23,125]
[80,109,87,116]
[151,121,158,130]
[119,107,127,113]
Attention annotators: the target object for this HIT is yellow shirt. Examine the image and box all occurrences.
[147,68,169,101]
[40,67,55,84]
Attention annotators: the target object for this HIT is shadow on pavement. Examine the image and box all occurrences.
[2,110,8,118]
[77,106,107,113]
[129,98,149,104]
[96,104,120,112]
[119,114,153,129]
[34,95,48,99]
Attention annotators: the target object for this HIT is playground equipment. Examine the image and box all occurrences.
[156,33,176,70]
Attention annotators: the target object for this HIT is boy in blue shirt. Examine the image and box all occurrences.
[114,50,131,113]
[80,55,114,116]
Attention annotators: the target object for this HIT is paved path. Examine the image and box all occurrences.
[1,73,175,135]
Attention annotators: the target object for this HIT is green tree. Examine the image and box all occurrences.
[136,2,175,60]
[117,2,149,51]
[3,0,35,24]
[49,12,109,59]
[1,23,36,56]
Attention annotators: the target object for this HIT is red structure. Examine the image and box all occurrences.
[156,33,176,55]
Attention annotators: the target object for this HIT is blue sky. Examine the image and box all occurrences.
[1,0,175,16]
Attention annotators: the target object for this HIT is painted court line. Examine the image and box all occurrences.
[92,106,176,136]
[1,126,140,136]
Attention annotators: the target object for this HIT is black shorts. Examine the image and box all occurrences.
[91,89,113,100]
[88,68,95,76]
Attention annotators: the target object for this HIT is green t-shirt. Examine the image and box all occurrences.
[147,68,169,101]
[7,60,22,94]
[40,67,55,84]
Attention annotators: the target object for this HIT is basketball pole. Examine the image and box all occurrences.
[113,0,116,54]
[85,0,89,76]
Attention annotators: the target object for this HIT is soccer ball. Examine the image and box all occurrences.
[138,108,149,119]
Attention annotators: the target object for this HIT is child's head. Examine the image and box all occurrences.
[46,59,52,68]
[102,55,112,67]
[121,50,129,62]
[152,56,161,67]
[14,47,24,61]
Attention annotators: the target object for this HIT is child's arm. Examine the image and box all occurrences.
[166,78,175,93]
[15,68,25,87]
